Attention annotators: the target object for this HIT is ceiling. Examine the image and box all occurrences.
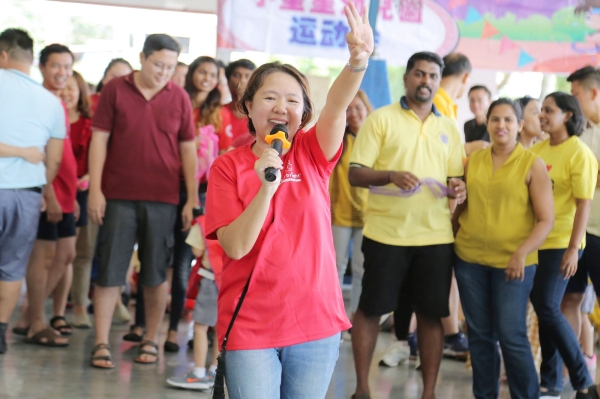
[51,0,218,14]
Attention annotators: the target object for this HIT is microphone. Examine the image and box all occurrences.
[264,124,291,182]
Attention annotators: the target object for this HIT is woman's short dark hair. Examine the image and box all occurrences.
[486,98,523,122]
[142,34,180,57]
[545,92,585,137]
[96,58,132,93]
[238,62,313,136]
[225,59,256,80]
[516,95,537,113]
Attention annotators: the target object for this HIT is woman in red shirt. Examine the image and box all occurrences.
[90,58,132,115]
[205,3,373,398]
[56,70,95,329]
[185,56,232,156]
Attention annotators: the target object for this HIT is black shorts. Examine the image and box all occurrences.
[37,212,77,241]
[95,200,177,288]
[358,236,453,319]
[566,232,600,294]
[76,190,88,228]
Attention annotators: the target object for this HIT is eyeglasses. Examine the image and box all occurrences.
[147,58,176,73]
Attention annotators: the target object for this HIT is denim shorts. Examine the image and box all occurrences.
[224,333,340,399]
[192,278,218,327]
[0,189,42,281]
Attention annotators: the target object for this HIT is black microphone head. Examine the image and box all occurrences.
[270,124,289,139]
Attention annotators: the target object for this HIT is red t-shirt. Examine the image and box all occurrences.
[53,103,78,213]
[206,126,350,350]
[223,103,250,140]
[70,117,92,177]
[193,106,233,152]
[92,72,196,205]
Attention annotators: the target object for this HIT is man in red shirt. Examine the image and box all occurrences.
[88,34,197,368]
[223,59,256,148]
[14,44,78,347]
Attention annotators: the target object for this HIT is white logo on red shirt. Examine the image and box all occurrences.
[282,160,302,183]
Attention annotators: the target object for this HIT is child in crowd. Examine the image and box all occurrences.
[167,210,221,390]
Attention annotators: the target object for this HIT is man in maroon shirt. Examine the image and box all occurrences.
[88,34,197,368]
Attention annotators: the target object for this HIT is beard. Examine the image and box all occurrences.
[413,85,433,102]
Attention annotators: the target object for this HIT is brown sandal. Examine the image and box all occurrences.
[25,327,69,347]
[135,340,159,364]
[91,343,115,369]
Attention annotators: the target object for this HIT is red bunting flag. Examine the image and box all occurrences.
[481,21,500,39]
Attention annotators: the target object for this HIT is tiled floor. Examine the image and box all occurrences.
[0,303,588,399]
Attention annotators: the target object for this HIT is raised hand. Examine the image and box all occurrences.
[343,0,374,66]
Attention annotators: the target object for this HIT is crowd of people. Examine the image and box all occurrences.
[3,2,600,398]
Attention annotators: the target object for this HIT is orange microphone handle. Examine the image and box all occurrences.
[265,131,291,149]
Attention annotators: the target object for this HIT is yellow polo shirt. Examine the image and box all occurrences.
[349,98,465,246]
[329,132,368,227]
[433,87,458,120]
[530,136,598,249]
[455,144,539,268]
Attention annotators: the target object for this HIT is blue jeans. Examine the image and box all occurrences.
[224,333,340,399]
[455,258,538,399]
[530,248,591,391]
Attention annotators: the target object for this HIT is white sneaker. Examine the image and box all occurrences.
[113,302,131,324]
[538,393,560,399]
[379,339,410,367]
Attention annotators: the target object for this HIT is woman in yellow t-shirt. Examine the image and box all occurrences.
[528,92,598,398]
[517,96,546,149]
[329,90,371,319]
[453,98,554,399]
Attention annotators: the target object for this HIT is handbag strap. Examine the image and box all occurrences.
[220,271,253,351]
[212,271,253,399]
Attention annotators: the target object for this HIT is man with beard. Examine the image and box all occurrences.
[348,52,466,399]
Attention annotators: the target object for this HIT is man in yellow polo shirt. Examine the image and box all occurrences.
[431,52,474,361]
[432,53,471,120]
[349,51,466,399]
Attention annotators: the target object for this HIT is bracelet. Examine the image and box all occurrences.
[388,172,392,184]
[346,61,368,73]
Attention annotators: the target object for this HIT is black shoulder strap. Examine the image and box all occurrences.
[212,271,253,399]
[221,271,252,351]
